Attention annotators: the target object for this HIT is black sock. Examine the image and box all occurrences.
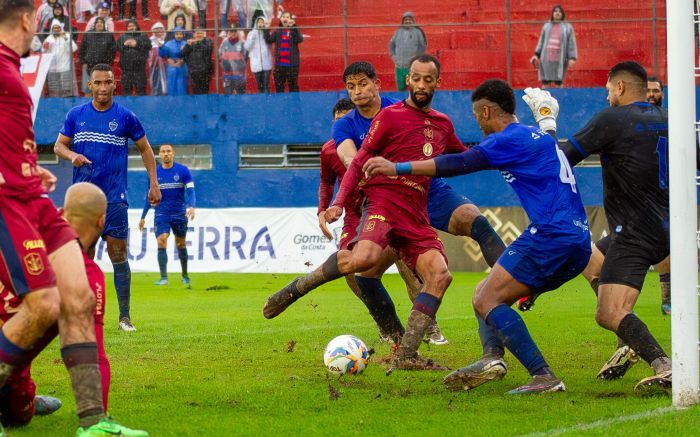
[354,276,404,338]
[616,313,667,365]
[178,247,188,278]
[470,215,506,267]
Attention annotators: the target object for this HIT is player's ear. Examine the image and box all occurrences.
[20,11,32,32]
[97,214,106,230]
[375,78,381,90]
[436,76,442,88]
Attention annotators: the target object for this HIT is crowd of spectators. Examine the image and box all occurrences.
[32,2,578,96]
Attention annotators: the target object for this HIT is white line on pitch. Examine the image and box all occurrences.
[517,406,678,437]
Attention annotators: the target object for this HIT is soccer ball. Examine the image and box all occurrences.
[323,335,369,375]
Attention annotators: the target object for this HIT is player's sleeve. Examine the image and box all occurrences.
[59,107,77,138]
[433,147,491,177]
[126,112,146,142]
[183,166,195,208]
[318,148,337,214]
[470,134,514,168]
[332,148,372,209]
[331,116,353,147]
[443,125,467,154]
[565,109,617,165]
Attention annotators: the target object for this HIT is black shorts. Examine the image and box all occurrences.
[597,235,669,291]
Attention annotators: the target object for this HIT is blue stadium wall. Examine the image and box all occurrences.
[35,88,674,208]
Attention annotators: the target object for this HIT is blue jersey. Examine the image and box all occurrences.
[151,162,195,218]
[473,123,588,241]
[60,101,146,205]
[332,96,398,148]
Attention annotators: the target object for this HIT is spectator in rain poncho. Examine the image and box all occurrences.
[160,26,189,95]
[220,25,247,94]
[530,5,577,88]
[148,22,168,95]
[43,19,78,97]
[244,16,272,93]
[388,11,426,91]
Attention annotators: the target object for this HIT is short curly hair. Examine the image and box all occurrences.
[343,62,377,83]
[332,98,354,118]
[471,79,516,115]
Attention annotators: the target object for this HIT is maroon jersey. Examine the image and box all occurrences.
[317,139,347,214]
[334,102,461,213]
[0,43,42,199]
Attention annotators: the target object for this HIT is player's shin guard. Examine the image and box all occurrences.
[616,313,668,371]
[397,293,440,360]
[296,252,343,295]
[476,311,504,358]
[157,248,168,279]
[355,276,404,341]
[486,304,550,376]
[113,261,131,320]
[61,343,104,427]
[470,216,506,268]
[177,247,188,278]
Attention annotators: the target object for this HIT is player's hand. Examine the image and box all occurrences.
[522,87,559,132]
[529,55,540,68]
[324,205,343,225]
[36,165,57,192]
[148,185,162,207]
[138,218,145,232]
[71,153,92,167]
[0,171,4,187]
[363,157,396,178]
[318,211,333,241]
[567,59,576,68]
[186,207,195,221]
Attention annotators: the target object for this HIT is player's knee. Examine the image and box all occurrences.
[594,305,616,330]
[435,268,452,292]
[61,281,96,319]
[448,204,480,236]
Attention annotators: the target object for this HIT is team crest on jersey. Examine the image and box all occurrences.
[424,127,434,141]
[174,174,180,182]
[109,120,118,132]
[364,221,376,232]
[423,143,433,156]
[24,253,44,276]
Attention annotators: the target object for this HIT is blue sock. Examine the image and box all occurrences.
[471,215,506,268]
[157,248,168,279]
[413,292,441,318]
[177,247,189,278]
[485,304,549,375]
[113,261,131,320]
[476,310,504,357]
[354,276,404,336]
[0,330,29,367]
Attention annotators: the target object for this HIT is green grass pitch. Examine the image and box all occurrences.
[12,272,699,436]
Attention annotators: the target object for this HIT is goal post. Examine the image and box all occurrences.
[668,0,699,408]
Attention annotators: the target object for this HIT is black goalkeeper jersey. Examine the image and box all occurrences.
[565,101,669,248]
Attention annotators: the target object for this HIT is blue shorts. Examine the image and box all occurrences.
[498,229,591,293]
[103,203,129,240]
[154,215,188,238]
[427,178,472,232]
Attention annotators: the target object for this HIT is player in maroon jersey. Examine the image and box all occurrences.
[0,2,145,435]
[267,54,455,368]
[0,183,112,426]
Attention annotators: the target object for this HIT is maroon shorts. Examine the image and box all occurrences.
[355,198,446,270]
[0,195,76,306]
[339,209,361,251]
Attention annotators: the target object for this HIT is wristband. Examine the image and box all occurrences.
[395,162,412,175]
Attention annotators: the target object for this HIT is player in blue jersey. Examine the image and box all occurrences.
[138,144,196,288]
[364,79,592,394]
[265,61,505,347]
[54,63,161,333]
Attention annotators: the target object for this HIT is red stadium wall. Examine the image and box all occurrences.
[43,0,667,92]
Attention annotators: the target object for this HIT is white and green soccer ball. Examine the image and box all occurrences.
[323,335,369,375]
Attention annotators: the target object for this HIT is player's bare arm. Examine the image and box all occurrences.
[363,156,436,177]
[336,138,357,168]
[54,133,92,167]
[324,147,373,227]
[186,207,195,221]
[36,165,58,192]
[134,136,162,206]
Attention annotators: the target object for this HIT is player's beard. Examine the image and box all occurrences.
[410,89,434,108]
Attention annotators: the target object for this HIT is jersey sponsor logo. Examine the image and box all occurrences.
[23,252,44,275]
[423,143,433,156]
[539,107,551,117]
[366,120,380,144]
[500,170,515,183]
[22,239,45,250]
[399,177,425,193]
[367,214,385,221]
[108,119,118,132]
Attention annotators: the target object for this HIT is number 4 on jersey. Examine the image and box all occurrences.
[556,145,577,193]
